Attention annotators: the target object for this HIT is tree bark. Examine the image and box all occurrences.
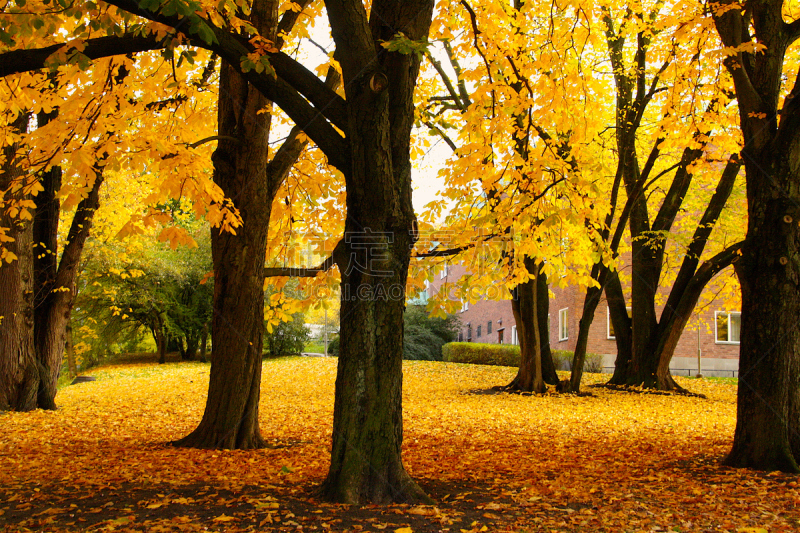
[563,264,609,392]
[31,130,104,409]
[0,112,38,411]
[174,0,329,450]
[507,259,553,391]
[174,0,295,450]
[172,58,272,448]
[711,0,800,472]
[319,0,434,504]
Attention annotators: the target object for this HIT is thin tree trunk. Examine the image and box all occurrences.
[32,154,104,409]
[565,265,608,392]
[65,323,77,377]
[605,270,632,385]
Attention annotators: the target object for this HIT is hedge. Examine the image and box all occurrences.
[442,342,605,372]
[442,342,521,367]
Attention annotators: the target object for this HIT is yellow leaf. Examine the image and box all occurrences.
[395,528,413,533]
[213,514,237,522]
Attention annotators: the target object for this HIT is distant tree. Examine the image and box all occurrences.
[264,312,310,358]
[75,223,212,365]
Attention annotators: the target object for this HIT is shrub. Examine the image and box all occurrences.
[584,352,605,373]
[550,349,572,370]
[442,342,521,367]
[403,305,460,361]
[327,335,339,356]
[441,344,607,373]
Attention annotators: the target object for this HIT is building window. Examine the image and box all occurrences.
[607,306,632,339]
[487,321,492,334]
[477,325,482,338]
[441,263,448,279]
[458,332,463,342]
[558,308,569,341]
[715,311,741,344]
[467,324,472,341]
[461,299,469,312]
[511,325,518,345]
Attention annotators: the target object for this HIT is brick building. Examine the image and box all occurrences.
[427,262,740,377]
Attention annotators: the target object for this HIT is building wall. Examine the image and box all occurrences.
[427,261,741,377]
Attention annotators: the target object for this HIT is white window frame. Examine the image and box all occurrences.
[441,264,448,279]
[511,325,518,345]
[607,306,632,340]
[558,308,569,341]
[715,311,741,344]
[461,298,469,312]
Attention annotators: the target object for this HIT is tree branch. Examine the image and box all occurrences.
[264,240,342,277]
[0,34,165,78]
[98,0,351,174]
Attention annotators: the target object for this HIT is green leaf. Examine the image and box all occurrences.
[380,32,430,57]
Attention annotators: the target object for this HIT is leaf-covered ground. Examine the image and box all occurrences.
[1,357,798,532]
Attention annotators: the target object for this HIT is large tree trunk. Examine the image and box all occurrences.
[319,0,434,504]
[174,0,323,450]
[173,55,273,449]
[725,138,800,471]
[0,113,38,411]
[711,0,800,472]
[507,259,552,391]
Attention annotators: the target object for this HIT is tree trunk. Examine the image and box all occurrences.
[184,335,198,361]
[507,258,548,392]
[174,0,329,450]
[605,270,632,385]
[724,143,800,471]
[319,0,434,504]
[0,112,39,411]
[31,131,104,409]
[564,265,608,392]
[537,268,559,384]
[155,323,167,365]
[173,0,278,450]
[65,323,77,377]
[711,0,800,472]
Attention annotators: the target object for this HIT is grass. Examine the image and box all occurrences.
[303,341,326,354]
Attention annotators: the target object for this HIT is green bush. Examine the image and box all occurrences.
[442,342,521,367]
[441,343,607,372]
[584,352,605,373]
[327,335,339,356]
[550,349,572,370]
[264,313,310,358]
[403,305,460,361]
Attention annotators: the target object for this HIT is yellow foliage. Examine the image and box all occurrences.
[1,359,795,531]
